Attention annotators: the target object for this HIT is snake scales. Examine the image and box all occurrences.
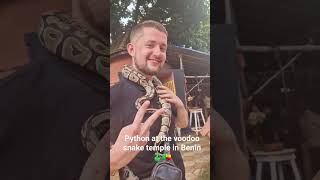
[38,11,109,81]
[38,11,109,153]
[122,65,172,145]
[38,11,171,152]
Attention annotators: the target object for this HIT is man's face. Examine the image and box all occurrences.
[128,27,167,76]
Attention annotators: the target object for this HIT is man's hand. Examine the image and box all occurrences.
[79,101,163,180]
[313,169,320,180]
[110,100,164,172]
[213,109,250,180]
[156,85,188,128]
[156,85,184,109]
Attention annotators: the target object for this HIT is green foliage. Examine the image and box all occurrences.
[111,0,210,53]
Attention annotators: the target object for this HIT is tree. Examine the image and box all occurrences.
[110,0,210,53]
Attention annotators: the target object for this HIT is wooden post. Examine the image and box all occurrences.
[178,54,184,70]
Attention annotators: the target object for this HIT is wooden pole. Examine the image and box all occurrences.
[178,54,184,70]
[247,52,303,101]
[185,75,210,78]
[225,0,232,24]
[186,78,206,95]
[240,45,320,52]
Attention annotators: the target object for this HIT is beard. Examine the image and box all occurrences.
[133,57,162,76]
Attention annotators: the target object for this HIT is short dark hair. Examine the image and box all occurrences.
[130,20,168,42]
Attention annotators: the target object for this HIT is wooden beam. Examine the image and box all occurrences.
[185,75,210,78]
[240,45,320,52]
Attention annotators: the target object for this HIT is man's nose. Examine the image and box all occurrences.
[153,46,161,56]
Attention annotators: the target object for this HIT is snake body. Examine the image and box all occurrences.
[38,11,109,81]
[37,11,109,153]
[122,65,172,145]
[37,11,171,151]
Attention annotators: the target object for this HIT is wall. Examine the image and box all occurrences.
[0,0,71,70]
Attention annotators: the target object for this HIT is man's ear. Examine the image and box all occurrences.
[127,43,135,57]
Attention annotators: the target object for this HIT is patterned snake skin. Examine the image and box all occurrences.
[122,65,172,145]
[38,11,109,153]
[38,11,109,81]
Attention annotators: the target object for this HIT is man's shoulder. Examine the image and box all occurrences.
[110,81,122,92]
[110,79,129,106]
[110,81,124,98]
[110,77,141,98]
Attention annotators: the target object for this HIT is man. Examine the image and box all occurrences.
[110,20,188,179]
[0,0,109,179]
[109,101,164,173]
[81,101,164,180]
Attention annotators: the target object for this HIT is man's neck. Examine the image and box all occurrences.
[132,65,153,80]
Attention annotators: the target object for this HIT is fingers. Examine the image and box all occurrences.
[164,98,175,104]
[159,93,172,99]
[132,100,150,127]
[140,108,165,135]
[156,85,169,90]
[156,89,170,95]
[156,86,172,94]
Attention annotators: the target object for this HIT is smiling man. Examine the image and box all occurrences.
[110,20,188,179]
[128,23,168,76]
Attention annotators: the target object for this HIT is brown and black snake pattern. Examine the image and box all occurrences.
[122,65,172,145]
[38,11,109,81]
[38,11,109,153]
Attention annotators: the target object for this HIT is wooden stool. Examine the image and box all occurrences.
[188,108,206,135]
[253,148,301,180]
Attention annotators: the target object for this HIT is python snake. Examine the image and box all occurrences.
[122,65,172,145]
[38,11,109,81]
[38,11,109,153]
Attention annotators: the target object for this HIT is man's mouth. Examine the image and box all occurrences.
[148,59,161,64]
